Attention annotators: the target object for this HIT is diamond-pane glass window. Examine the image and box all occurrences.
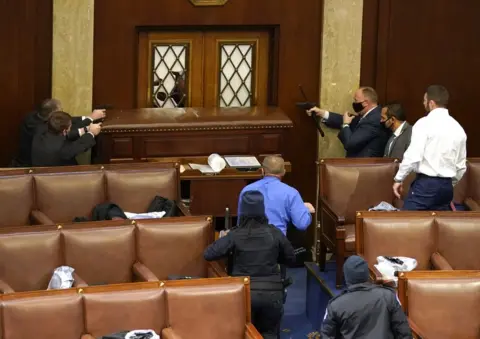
[219,43,255,107]
[152,44,189,108]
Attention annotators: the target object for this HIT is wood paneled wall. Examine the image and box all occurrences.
[93,0,323,203]
[0,0,53,166]
[361,0,480,156]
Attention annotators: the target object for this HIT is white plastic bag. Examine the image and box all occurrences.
[374,256,417,286]
[47,266,75,290]
[125,329,160,339]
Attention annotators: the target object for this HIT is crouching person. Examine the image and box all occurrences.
[204,190,295,339]
[321,255,413,339]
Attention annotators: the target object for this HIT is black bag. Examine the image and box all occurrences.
[91,203,127,221]
[147,195,176,217]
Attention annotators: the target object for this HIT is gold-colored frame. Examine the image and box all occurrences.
[189,0,228,6]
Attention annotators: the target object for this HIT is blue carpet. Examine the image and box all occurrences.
[280,267,318,338]
[279,261,345,338]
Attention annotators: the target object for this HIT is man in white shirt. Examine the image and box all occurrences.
[393,85,467,210]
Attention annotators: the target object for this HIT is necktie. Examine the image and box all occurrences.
[385,135,396,157]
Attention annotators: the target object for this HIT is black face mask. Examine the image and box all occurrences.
[352,102,364,113]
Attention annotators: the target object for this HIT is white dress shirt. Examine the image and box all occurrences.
[395,108,467,185]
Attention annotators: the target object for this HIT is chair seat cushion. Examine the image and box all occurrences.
[344,224,355,252]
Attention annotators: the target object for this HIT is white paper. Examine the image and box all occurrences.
[124,211,166,219]
[224,156,261,168]
[189,163,217,173]
[47,266,75,290]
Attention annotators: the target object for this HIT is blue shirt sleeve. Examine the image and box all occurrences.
[288,190,311,230]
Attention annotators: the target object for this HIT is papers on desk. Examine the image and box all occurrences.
[224,156,261,168]
[189,163,217,174]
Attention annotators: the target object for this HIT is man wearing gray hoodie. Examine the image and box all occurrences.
[320,256,413,339]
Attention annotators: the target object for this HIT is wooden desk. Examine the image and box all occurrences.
[92,106,293,164]
[111,156,291,217]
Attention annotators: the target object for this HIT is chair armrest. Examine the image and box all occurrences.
[30,210,54,225]
[81,334,95,339]
[369,265,388,284]
[176,201,191,216]
[431,252,453,270]
[319,196,345,224]
[465,197,480,211]
[162,327,183,339]
[133,262,159,282]
[207,261,228,277]
[72,272,88,287]
[409,318,427,339]
[245,323,263,339]
[0,279,15,294]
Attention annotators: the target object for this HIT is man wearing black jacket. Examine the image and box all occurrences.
[320,256,412,339]
[12,98,106,167]
[31,111,101,167]
[307,87,389,157]
[204,190,295,339]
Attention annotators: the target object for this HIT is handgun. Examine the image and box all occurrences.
[92,104,113,123]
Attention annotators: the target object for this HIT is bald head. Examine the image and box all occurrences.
[353,87,378,115]
[262,156,285,177]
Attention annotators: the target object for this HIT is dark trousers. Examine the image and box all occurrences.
[403,174,453,211]
[251,289,284,339]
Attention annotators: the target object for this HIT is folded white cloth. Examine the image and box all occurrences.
[208,153,226,172]
[125,330,160,339]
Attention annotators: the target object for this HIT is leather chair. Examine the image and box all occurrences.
[317,158,398,287]
[355,211,480,283]
[397,271,480,339]
[0,162,187,226]
[0,216,224,293]
[0,278,262,339]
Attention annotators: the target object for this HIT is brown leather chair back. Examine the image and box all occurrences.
[106,168,178,213]
[0,175,34,226]
[165,283,247,339]
[436,217,480,270]
[34,171,106,222]
[0,231,62,291]
[136,219,211,279]
[358,214,436,269]
[84,288,166,337]
[320,159,397,223]
[466,159,480,202]
[403,275,480,339]
[2,294,84,339]
[63,226,136,285]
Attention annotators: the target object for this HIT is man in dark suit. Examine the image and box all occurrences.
[381,103,412,159]
[31,111,101,167]
[307,87,389,157]
[12,98,106,167]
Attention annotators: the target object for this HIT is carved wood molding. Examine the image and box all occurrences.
[103,124,293,133]
[189,0,228,6]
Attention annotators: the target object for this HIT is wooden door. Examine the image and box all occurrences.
[137,30,270,108]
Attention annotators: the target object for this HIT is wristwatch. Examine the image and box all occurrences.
[342,123,350,128]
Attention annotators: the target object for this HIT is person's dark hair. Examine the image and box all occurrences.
[39,99,62,119]
[384,102,406,121]
[47,111,72,134]
[426,85,449,108]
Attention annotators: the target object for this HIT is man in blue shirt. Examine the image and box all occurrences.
[237,156,314,235]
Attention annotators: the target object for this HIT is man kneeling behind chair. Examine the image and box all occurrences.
[321,256,412,339]
[204,190,295,339]
[31,111,102,167]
